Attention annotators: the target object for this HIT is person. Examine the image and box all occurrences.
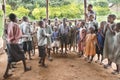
[59,18,69,54]
[86,14,98,33]
[20,16,33,60]
[86,4,96,20]
[84,26,99,63]
[111,23,120,75]
[78,21,86,57]
[95,21,105,64]
[3,13,31,79]
[37,20,50,67]
[43,18,53,61]
[31,22,38,55]
[103,14,116,69]
[68,21,75,51]
[51,26,60,54]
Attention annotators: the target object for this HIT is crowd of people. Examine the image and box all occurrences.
[1,4,120,79]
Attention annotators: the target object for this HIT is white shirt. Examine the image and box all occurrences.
[20,21,32,42]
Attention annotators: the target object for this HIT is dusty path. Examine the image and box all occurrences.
[0,51,120,80]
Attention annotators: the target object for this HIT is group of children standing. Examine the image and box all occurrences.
[78,14,120,75]
[2,12,120,79]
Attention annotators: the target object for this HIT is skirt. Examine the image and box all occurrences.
[7,44,25,63]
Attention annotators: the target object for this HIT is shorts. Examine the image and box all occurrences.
[23,41,32,52]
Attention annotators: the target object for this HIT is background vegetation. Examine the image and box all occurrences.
[0,0,120,36]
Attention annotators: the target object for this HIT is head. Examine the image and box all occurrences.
[89,14,94,21]
[100,21,106,29]
[107,14,116,23]
[43,18,48,25]
[80,21,85,27]
[53,27,57,32]
[116,23,120,32]
[38,21,44,28]
[23,16,28,22]
[88,4,93,11]
[9,13,17,22]
[89,26,95,33]
[63,18,67,24]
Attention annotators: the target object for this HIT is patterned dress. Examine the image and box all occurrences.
[85,33,97,56]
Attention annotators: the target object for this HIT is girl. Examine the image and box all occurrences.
[84,26,99,63]
[51,26,60,54]
[111,23,120,75]
[103,14,116,69]
[78,21,86,57]
[95,21,106,64]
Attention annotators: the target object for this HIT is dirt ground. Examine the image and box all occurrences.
[0,50,120,80]
[0,38,120,80]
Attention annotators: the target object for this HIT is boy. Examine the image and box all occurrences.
[37,20,50,67]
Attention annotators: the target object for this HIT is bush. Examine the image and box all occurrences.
[6,4,13,16]
[94,6,110,16]
[13,6,30,18]
[0,10,3,16]
[32,7,46,19]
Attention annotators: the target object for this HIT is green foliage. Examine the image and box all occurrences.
[32,7,46,19]
[94,6,110,15]
[93,1,108,7]
[32,3,83,19]
[6,5,13,16]
[13,6,30,18]
[0,10,3,16]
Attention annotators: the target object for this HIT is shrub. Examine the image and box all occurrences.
[32,7,46,19]
[94,6,110,16]
[13,6,30,18]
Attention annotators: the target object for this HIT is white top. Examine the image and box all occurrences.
[37,27,50,46]
[20,21,32,42]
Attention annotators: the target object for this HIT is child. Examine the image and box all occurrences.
[4,13,31,79]
[111,23,120,75]
[37,20,49,67]
[78,21,87,57]
[95,21,106,64]
[43,18,53,61]
[103,14,116,69]
[20,16,33,60]
[84,26,98,63]
[51,26,60,54]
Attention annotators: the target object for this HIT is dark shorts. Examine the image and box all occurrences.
[38,46,46,58]
[7,44,25,63]
[60,34,68,45]
[23,41,32,52]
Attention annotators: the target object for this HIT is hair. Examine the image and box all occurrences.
[81,21,85,25]
[116,22,120,29]
[38,21,44,27]
[88,4,93,8]
[22,16,28,21]
[9,13,16,22]
[43,18,47,21]
[100,21,106,28]
[108,14,116,20]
